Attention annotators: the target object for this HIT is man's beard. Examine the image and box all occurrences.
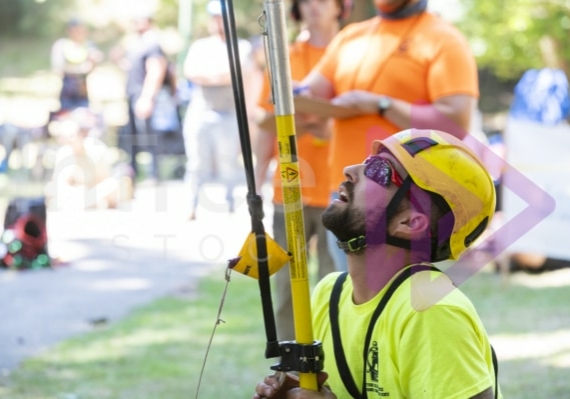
[322,201,366,243]
[322,181,389,245]
[322,181,366,242]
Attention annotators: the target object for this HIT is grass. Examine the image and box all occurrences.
[461,269,570,398]
[1,263,570,398]
[0,265,274,399]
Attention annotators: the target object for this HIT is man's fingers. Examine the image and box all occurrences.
[254,381,276,398]
[254,373,288,398]
[316,371,329,386]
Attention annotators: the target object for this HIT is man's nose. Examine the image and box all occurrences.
[343,163,364,182]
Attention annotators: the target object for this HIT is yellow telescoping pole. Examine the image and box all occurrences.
[263,0,318,391]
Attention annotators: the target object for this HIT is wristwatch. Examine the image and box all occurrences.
[377,96,393,117]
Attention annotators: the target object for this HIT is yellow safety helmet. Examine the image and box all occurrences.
[372,129,496,260]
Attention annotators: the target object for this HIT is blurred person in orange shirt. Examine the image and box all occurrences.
[254,0,348,341]
[300,0,479,271]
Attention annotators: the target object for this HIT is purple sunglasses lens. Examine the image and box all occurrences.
[364,156,393,187]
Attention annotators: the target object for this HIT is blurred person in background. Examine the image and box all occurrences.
[113,10,173,184]
[182,0,254,220]
[50,18,103,112]
[46,108,132,211]
[298,0,479,272]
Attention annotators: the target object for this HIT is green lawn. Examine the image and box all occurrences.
[0,266,274,399]
[1,264,570,398]
[461,269,570,398]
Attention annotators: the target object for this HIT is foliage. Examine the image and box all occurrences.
[0,0,265,41]
[4,0,570,84]
[458,0,570,80]
[0,0,74,36]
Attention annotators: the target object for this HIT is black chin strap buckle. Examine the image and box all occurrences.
[336,235,366,252]
[270,340,324,373]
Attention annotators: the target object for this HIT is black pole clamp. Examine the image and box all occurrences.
[270,340,324,373]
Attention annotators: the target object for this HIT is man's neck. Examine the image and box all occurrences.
[348,245,424,305]
[305,23,339,47]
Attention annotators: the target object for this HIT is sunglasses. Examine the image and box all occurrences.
[363,155,403,188]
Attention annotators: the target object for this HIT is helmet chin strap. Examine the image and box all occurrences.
[336,177,414,253]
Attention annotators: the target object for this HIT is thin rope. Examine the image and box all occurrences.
[194,267,232,399]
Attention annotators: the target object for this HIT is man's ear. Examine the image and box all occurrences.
[390,210,430,240]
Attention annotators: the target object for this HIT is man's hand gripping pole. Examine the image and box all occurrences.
[263,0,323,390]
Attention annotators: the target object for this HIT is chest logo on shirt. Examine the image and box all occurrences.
[365,341,390,396]
[366,341,379,382]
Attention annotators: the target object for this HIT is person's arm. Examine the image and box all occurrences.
[50,39,66,74]
[275,74,333,138]
[83,44,104,74]
[165,63,178,96]
[301,70,336,101]
[185,71,231,86]
[388,94,475,139]
[295,114,331,140]
[328,90,475,139]
[253,128,276,194]
[241,41,262,123]
[135,55,168,119]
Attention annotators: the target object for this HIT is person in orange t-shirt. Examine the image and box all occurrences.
[254,0,347,341]
[300,0,479,271]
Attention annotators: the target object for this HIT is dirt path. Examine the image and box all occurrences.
[0,180,273,370]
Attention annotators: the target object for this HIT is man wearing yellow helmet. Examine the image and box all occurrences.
[254,129,500,399]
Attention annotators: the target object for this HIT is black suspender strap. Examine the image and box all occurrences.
[492,345,499,399]
[329,265,439,399]
[330,272,360,398]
